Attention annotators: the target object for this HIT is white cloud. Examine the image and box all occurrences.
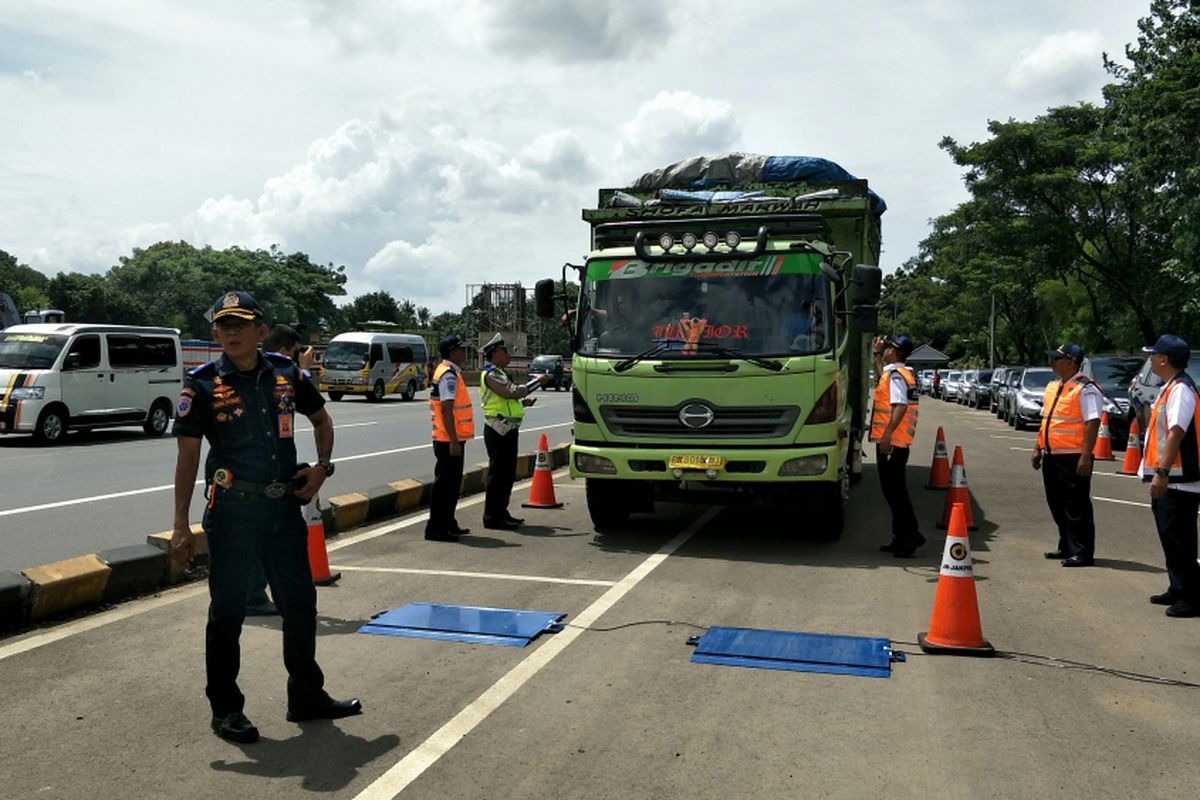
[475,0,671,63]
[1006,29,1106,97]
[612,91,742,183]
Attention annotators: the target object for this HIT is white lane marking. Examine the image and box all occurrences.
[295,421,378,433]
[0,422,573,516]
[352,507,719,800]
[331,565,615,588]
[1094,472,1138,479]
[0,472,565,662]
[1095,496,1150,508]
[1009,447,1035,452]
[989,435,1035,441]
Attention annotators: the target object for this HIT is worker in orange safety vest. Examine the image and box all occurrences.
[870,334,924,558]
[426,334,475,542]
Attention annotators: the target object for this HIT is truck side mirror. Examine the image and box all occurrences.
[850,264,882,306]
[849,306,879,334]
[535,279,557,319]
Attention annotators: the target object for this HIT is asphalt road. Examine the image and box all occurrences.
[0,386,575,574]
[2,396,1198,799]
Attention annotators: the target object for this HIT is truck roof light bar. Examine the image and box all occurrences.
[633,226,768,262]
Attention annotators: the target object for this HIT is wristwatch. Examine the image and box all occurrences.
[317,459,336,477]
[1154,467,1171,478]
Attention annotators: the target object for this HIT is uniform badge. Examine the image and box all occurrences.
[177,391,193,417]
[216,412,229,423]
[222,292,240,309]
[278,413,294,439]
[213,468,233,489]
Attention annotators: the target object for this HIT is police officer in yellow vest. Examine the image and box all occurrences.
[1032,343,1103,567]
[426,334,475,542]
[1140,334,1200,617]
[870,334,925,558]
[480,333,550,529]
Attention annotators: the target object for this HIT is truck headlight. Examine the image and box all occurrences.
[778,455,827,476]
[9,386,45,400]
[575,453,617,474]
[357,377,369,385]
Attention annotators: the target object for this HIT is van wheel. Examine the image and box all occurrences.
[367,380,386,402]
[34,406,68,445]
[143,400,171,437]
[328,392,344,401]
[401,380,416,401]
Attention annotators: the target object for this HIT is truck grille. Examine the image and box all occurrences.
[600,404,800,439]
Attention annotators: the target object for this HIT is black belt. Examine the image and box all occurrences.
[222,478,292,499]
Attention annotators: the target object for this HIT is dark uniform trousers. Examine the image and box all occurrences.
[483,426,520,523]
[1151,489,1200,603]
[877,445,920,543]
[427,441,466,535]
[203,490,324,715]
[1041,453,1095,559]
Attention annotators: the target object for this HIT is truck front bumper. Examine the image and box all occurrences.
[569,441,844,483]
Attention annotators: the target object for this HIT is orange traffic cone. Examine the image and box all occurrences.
[925,426,950,490]
[522,433,563,509]
[1117,418,1143,476]
[1093,411,1115,461]
[937,446,977,530]
[304,496,340,586]
[918,502,994,656]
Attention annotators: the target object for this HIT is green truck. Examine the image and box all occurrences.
[535,155,883,538]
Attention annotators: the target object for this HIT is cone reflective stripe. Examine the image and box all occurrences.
[1117,417,1143,476]
[925,426,950,489]
[305,496,340,586]
[1092,411,1115,461]
[918,502,994,656]
[522,433,563,509]
[936,445,977,530]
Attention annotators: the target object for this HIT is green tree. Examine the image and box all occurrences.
[346,291,402,326]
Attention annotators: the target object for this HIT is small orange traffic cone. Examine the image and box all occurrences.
[1117,417,1143,476]
[522,433,563,509]
[937,446,977,530]
[1093,411,1116,461]
[918,502,994,656]
[304,496,340,586]
[925,426,950,490]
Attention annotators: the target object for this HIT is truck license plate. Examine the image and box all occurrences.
[668,455,726,470]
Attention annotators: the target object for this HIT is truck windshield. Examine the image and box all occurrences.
[576,253,831,358]
[0,333,68,369]
[322,342,368,370]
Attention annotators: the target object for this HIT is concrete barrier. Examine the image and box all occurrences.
[0,571,31,629]
[515,453,534,480]
[328,492,369,532]
[460,464,486,496]
[365,485,401,522]
[23,555,112,620]
[389,479,424,512]
[98,544,170,602]
[146,523,208,583]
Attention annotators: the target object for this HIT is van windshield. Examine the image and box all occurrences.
[323,342,369,370]
[0,333,67,369]
[576,253,831,358]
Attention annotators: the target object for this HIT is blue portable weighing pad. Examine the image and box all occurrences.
[688,626,903,678]
[359,603,566,647]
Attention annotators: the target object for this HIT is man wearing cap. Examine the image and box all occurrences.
[427,334,475,541]
[870,335,925,557]
[1140,334,1200,617]
[479,333,549,529]
[1031,343,1103,567]
[171,291,360,744]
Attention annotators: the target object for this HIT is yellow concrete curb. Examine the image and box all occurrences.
[388,479,424,512]
[23,555,112,620]
[329,492,369,531]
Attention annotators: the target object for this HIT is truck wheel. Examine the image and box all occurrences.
[367,380,386,402]
[143,400,172,437]
[401,380,416,401]
[811,473,848,541]
[328,392,344,401]
[586,479,632,530]
[34,406,68,445]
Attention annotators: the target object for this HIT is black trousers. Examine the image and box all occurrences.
[483,425,520,523]
[202,490,324,717]
[1151,489,1200,603]
[877,445,920,543]
[427,441,466,535]
[1041,453,1095,558]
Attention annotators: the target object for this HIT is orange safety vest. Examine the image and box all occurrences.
[1037,375,1095,454]
[429,361,475,442]
[1142,375,1200,483]
[870,365,919,447]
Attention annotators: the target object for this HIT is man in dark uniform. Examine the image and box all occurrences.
[479,333,548,529]
[171,290,361,744]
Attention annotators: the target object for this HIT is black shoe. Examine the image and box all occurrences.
[1165,600,1199,618]
[1044,550,1068,560]
[450,526,471,536]
[1061,555,1094,567]
[879,540,899,553]
[424,530,460,542]
[892,534,927,559]
[1150,590,1180,606]
[245,600,279,616]
[483,519,520,531]
[287,697,363,722]
[502,515,525,526]
[211,712,259,743]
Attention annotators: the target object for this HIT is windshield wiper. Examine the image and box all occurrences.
[612,339,686,372]
[690,342,784,371]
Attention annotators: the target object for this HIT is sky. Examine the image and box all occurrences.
[0,0,1150,314]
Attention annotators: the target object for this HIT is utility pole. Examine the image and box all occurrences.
[989,291,996,368]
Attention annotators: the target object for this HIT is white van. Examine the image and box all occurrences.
[0,324,182,444]
[317,332,429,401]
